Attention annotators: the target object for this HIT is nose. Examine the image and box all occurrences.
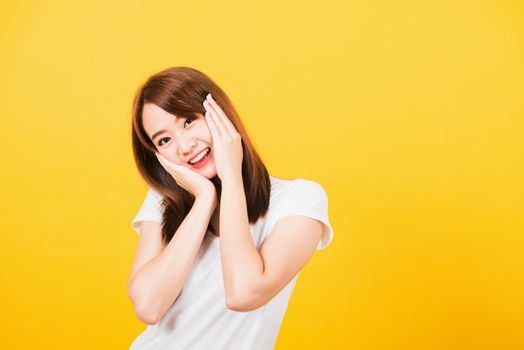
[177,134,197,157]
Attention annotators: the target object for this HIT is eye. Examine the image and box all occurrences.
[184,117,194,127]
[158,118,195,146]
[158,136,170,146]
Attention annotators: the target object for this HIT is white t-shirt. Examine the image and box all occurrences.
[129,175,334,350]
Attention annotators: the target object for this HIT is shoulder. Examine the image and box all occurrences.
[265,175,334,250]
[267,176,329,221]
[140,187,165,213]
[269,176,328,204]
[131,187,165,233]
[147,187,163,200]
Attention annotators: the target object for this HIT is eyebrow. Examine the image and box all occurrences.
[150,116,180,142]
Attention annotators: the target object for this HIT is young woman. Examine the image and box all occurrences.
[128,66,334,349]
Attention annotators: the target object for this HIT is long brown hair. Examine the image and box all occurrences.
[131,66,271,246]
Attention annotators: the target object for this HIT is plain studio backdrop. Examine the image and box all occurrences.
[1,0,523,349]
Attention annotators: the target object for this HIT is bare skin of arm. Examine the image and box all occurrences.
[128,193,217,325]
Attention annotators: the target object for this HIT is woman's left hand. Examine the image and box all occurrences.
[203,93,243,181]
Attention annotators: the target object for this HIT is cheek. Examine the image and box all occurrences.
[202,125,213,141]
[159,151,183,165]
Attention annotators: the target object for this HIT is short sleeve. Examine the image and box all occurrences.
[267,180,334,250]
[131,188,164,234]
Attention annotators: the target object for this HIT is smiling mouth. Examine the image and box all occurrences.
[188,147,211,164]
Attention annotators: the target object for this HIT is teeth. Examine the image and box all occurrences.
[189,148,210,164]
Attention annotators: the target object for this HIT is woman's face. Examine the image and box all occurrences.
[142,102,217,178]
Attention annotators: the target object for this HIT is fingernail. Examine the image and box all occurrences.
[207,93,212,100]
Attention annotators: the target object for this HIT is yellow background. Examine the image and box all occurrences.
[1,0,523,349]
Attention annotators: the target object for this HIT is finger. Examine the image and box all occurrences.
[207,94,228,120]
[155,153,166,167]
[203,101,222,138]
[157,153,178,167]
[216,110,239,137]
[207,94,239,137]
[157,154,179,174]
[205,96,230,136]
[204,99,226,135]
[205,110,222,140]
[157,157,170,173]
[162,156,178,169]
[204,99,228,138]
[156,153,168,167]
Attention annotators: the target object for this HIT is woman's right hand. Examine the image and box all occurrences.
[155,153,216,200]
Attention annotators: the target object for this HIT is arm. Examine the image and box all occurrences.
[128,193,216,324]
[219,177,324,312]
[202,93,325,310]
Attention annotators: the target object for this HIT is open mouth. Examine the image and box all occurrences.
[188,147,211,165]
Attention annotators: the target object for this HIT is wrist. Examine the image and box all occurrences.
[196,189,217,205]
[222,172,243,185]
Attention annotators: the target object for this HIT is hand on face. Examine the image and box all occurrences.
[155,152,216,199]
[202,93,243,181]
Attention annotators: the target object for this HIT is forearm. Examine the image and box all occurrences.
[129,194,216,323]
[219,176,264,303]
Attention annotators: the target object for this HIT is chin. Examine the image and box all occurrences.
[196,164,217,178]
[205,169,218,179]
